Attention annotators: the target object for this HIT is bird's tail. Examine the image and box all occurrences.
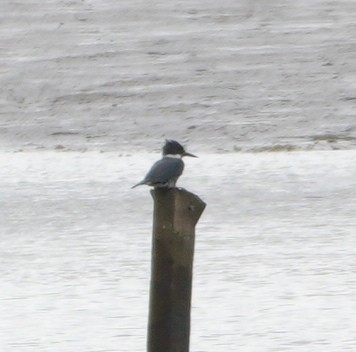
[131,181,145,189]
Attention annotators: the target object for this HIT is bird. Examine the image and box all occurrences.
[131,140,197,189]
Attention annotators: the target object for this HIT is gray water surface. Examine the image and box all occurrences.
[2,0,356,152]
[0,150,355,351]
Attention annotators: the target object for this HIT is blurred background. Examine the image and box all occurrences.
[1,1,356,352]
[1,0,356,153]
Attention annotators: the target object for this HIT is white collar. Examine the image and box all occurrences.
[164,154,182,159]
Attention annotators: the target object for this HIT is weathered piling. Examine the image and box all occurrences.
[147,188,206,352]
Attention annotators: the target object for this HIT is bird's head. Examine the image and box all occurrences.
[163,139,197,158]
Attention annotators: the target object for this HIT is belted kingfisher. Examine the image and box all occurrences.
[132,139,197,189]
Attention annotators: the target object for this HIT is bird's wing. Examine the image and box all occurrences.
[144,158,184,185]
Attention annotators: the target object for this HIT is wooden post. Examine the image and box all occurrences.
[147,188,206,352]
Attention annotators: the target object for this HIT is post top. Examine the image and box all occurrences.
[151,188,206,227]
[151,187,206,206]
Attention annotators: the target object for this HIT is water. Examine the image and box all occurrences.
[2,0,356,152]
[0,150,355,351]
[2,1,356,349]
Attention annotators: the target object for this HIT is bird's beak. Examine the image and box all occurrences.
[183,151,198,158]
